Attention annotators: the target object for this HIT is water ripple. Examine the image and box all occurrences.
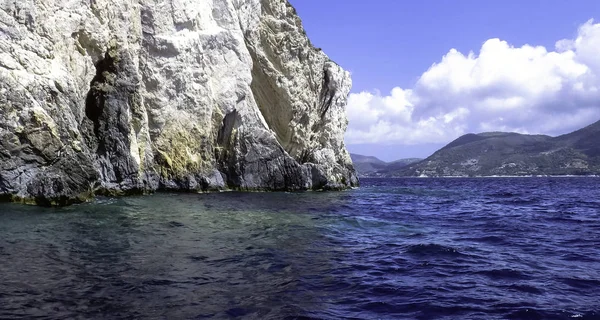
[1,177,600,319]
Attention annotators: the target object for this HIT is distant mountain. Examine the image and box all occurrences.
[399,120,600,177]
[380,158,424,176]
[350,154,422,177]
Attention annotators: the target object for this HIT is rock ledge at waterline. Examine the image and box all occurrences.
[0,0,357,205]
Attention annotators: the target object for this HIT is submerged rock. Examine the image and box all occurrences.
[0,0,357,205]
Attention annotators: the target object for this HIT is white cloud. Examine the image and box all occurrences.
[346,19,600,145]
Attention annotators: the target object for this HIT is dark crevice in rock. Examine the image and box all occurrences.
[217,109,239,146]
[319,67,334,119]
[83,45,141,187]
[85,50,118,140]
[216,110,242,188]
[299,149,314,164]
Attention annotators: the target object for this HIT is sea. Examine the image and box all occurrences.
[1,177,599,319]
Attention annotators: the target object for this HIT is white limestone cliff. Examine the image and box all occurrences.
[0,0,357,205]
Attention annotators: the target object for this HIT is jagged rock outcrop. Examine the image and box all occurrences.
[0,0,357,205]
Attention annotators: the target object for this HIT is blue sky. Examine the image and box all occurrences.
[290,0,600,161]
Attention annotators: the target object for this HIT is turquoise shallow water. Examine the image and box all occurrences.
[1,178,599,319]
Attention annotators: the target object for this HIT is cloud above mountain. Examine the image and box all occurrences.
[346,19,600,145]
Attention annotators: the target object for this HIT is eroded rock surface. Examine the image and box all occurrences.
[0,0,357,205]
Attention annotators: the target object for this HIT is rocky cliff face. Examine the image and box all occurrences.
[0,0,357,205]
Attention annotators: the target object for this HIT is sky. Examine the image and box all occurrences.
[289,0,600,161]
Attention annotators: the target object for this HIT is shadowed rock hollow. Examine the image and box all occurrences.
[0,0,357,205]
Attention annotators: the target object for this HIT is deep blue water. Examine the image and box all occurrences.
[1,178,600,319]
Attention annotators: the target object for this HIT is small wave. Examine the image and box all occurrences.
[507,284,544,294]
[356,301,399,315]
[368,284,404,296]
[484,199,541,207]
[167,221,185,228]
[560,277,600,290]
[568,312,600,319]
[142,279,177,286]
[476,268,530,280]
[404,243,463,257]
[509,198,540,205]
[92,197,119,205]
[504,308,599,320]
[225,307,254,317]
[188,255,209,262]
[559,252,597,263]
[505,308,546,320]
[461,235,507,245]
[490,191,520,198]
